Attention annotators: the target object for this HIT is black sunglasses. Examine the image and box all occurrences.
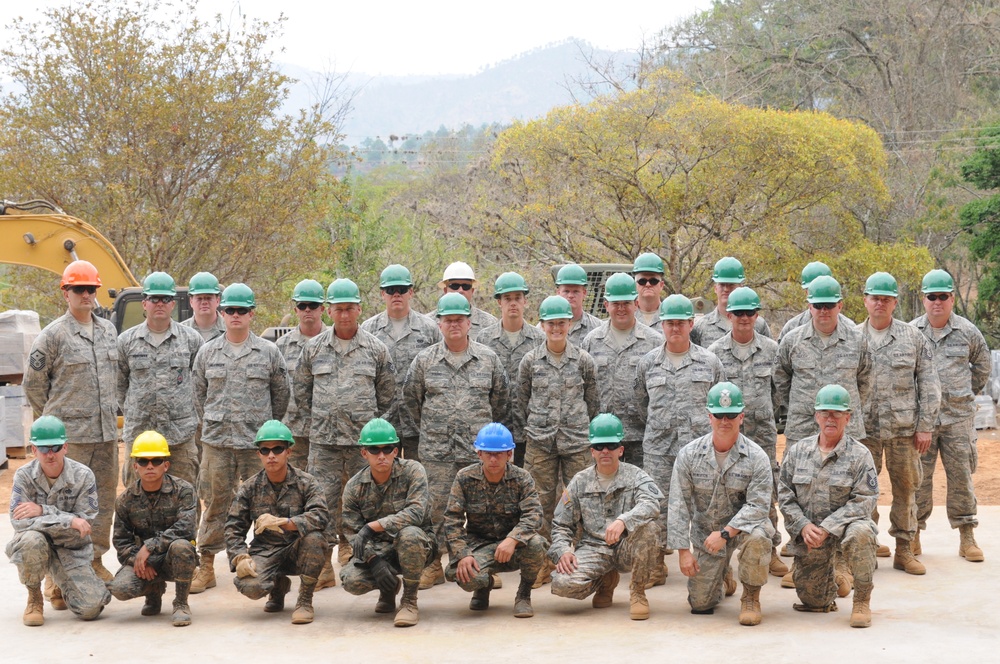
[636,278,661,287]
[590,442,622,451]
[447,283,473,291]
[35,444,64,454]
[925,293,951,301]
[296,302,322,311]
[383,285,412,296]
[145,295,174,304]
[712,412,741,420]
[258,445,288,456]
[66,285,97,295]
[365,445,398,456]
[223,307,252,316]
[811,302,838,310]
[135,457,166,467]
[731,310,758,317]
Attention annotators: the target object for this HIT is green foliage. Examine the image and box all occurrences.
[959,124,1000,340]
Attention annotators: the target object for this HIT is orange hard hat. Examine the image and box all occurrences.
[61,260,102,288]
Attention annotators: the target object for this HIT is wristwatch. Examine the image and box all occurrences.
[720,529,731,541]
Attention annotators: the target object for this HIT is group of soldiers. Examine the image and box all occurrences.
[6,252,989,631]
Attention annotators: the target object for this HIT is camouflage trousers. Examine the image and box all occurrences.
[445,534,549,591]
[308,445,366,544]
[399,435,420,463]
[109,539,197,601]
[863,435,921,539]
[195,424,212,515]
[65,440,118,559]
[746,432,782,548]
[524,442,592,540]
[792,521,877,609]
[6,531,110,620]
[341,526,436,594]
[643,451,677,549]
[234,531,328,600]
[686,528,771,612]
[622,439,643,469]
[550,522,660,600]
[423,460,466,553]
[197,445,260,556]
[917,419,978,530]
[290,436,311,471]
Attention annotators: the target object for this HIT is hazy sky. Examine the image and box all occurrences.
[23,0,711,76]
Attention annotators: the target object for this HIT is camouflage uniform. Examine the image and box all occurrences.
[109,475,198,602]
[668,433,774,611]
[116,320,204,488]
[444,462,547,589]
[180,315,226,343]
[515,343,600,539]
[778,433,878,609]
[858,318,941,539]
[429,306,498,340]
[340,458,436,593]
[181,316,225,495]
[778,310,853,343]
[549,463,662,598]
[24,313,118,559]
[773,317,871,445]
[634,309,661,330]
[6,458,110,619]
[636,343,725,545]
[691,308,772,348]
[402,340,510,550]
[294,327,396,545]
[192,332,290,556]
[224,465,329,599]
[567,311,603,347]
[276,324,327,470]
[581,320,663,467]
[361,309,442,461]
[911,312,991,530]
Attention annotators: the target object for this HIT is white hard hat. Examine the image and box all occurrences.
[441,261,476,282]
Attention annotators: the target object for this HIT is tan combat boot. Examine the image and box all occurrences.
[418,558,445,590]
[834,555,853,597]
[768,548,788,577]
[92,558,114,583]
[912,529,922,555]
[893,537,926,575]
[738,584,762,626]
[629,578,649,621]
[24,586,44,627]
[337,539,353,567]
[316,550,338,590]
[49,583,69,610]
[291,575,317,624]
[850,583,873,628]
[491,573,503,589]
[592,569,620,608]
[394,579,420,627]
[724,565,737,597]
[781,564,796,589]
[959,524,985,562]
[189,552,216,593]
[875,543,891,557]
[531,558,553,589]
[644,551,667,589]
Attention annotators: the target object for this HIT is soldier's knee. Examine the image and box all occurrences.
[17,530,50,553]
[75,602,106,621]
[550,572,588,599]
[168,539,197,566]
[235,576,269,600]
[301,530,328,552]
[843,521,877,547]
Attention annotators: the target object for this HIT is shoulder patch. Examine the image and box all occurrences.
[560,488,571,506]
[29,349,46,371]
[866,469,878,492]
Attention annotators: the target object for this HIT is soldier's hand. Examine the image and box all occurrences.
[556,552,577,575]
[253,513,289,535]
[604,519,626,547]
[801,524,829,550]
[11,501,42,520]
[369,555,398,595]
[234,554,258,578]
[494,537,518,564]
[351,524,376,561]
[70,517,92,538]
[703,531,726,554]
[134,545,157,581]
[914,431,932,455]
[678,549,699,577]
[456,555,480,584]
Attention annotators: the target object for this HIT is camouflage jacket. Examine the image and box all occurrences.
[341,458,433,557]
[691,307,772,349]
[276,325,327,438]
[911,313,991,425]
[778,309,854,343]
[180,315,226,342]
[428,306,498,340]
[515,342,599,451]
[708,332,779,450]
[567,311,603,347]
[113,474,197,565]
[478,321,545,442]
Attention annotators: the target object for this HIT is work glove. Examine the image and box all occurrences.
[233,553,258,579]
[254,513,289,535]
[351,524,376,561]
[369,555,399,595]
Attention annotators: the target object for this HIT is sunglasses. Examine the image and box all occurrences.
[135,457,166,467]
[925,293,951,302]
[447,283,473,291]
[66,285,97,295]
[383,285,411,296]
[811,302,838,310]
[223,307,252,316]
[712,412,741,420]
[590,443,622,451]
[636,278,661,287]
[35,444,64,454]
[731,310,758,317]
[366,445,398,456]
[145,295,174,304]
[296,302,322,311]
[258,445,287,456]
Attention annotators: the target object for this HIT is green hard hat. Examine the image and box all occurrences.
[556,263,588,286]
[864,272,898,297]
[589,413,624,444]
[632,252,665,275]
[712,257,746,284]
[292,279,325,303]
[436,292,471,317]
[142,271,176,297]
[538,295,573,321]
[921,269,954,293]
[800,262,832,289]
[726,286,761,312]
[30,415,67,445]
[254,419,294,445]
[188,272,221,295]
[380,264,413,288]
[220,283,256,308]
[707,381,745,414]
[806,275,842,304]
[659,293,694,320]
[493,272,529,298]
[327,278,361,304]
[814,384,852,412]
[359,418,400,446]
[604,272,638,301]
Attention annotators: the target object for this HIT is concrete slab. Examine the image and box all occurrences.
[1,507,997,663]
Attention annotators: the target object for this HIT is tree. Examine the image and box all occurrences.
[959,124,1000,341]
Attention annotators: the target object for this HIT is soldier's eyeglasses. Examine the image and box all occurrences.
[223,307,251,316]
[34,444,64,454]
[926,293,951,301]
[145,296,174,304]
[712,412,741,420]
[811,302,838,310]
[135,457,166,467]
[66,286,97,295]
[383,286,411,295]
[366,445,398,456]
[730,310,758,317]
[636,278,661,287]
[590,443,622,451]
[258,446,287,456]
[447,283,473,291]
[295,302,322,311]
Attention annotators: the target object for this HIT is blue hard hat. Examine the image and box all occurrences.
[473,422,515,452]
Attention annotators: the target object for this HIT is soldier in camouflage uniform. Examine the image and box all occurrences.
[116,272,204,489]
[691,257,772,348]
[361,264,442,463]
[110,431,197,627]
[582,273,663,468]
[778,385,878,628]
[225,420,329,625]
[477,272,545,467]
[636,294,726,584]
[856,272,940,574]
[551,264,602,346]
[7,416,111,625]
[632,252,666,329]
[911,269,991,562]
[403,292,511,589]
[432,261,498,338]
[295,278,396,588]
[707,287,786,577]
[180,271,226,341]
[23,260,119,583]
[190,283,290,594]
[341,419,435,627]
[445,423,546,617]
[669,383,774,625]
[549,413,662,620]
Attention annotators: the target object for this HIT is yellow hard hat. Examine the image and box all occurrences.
[131,431,170,458]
